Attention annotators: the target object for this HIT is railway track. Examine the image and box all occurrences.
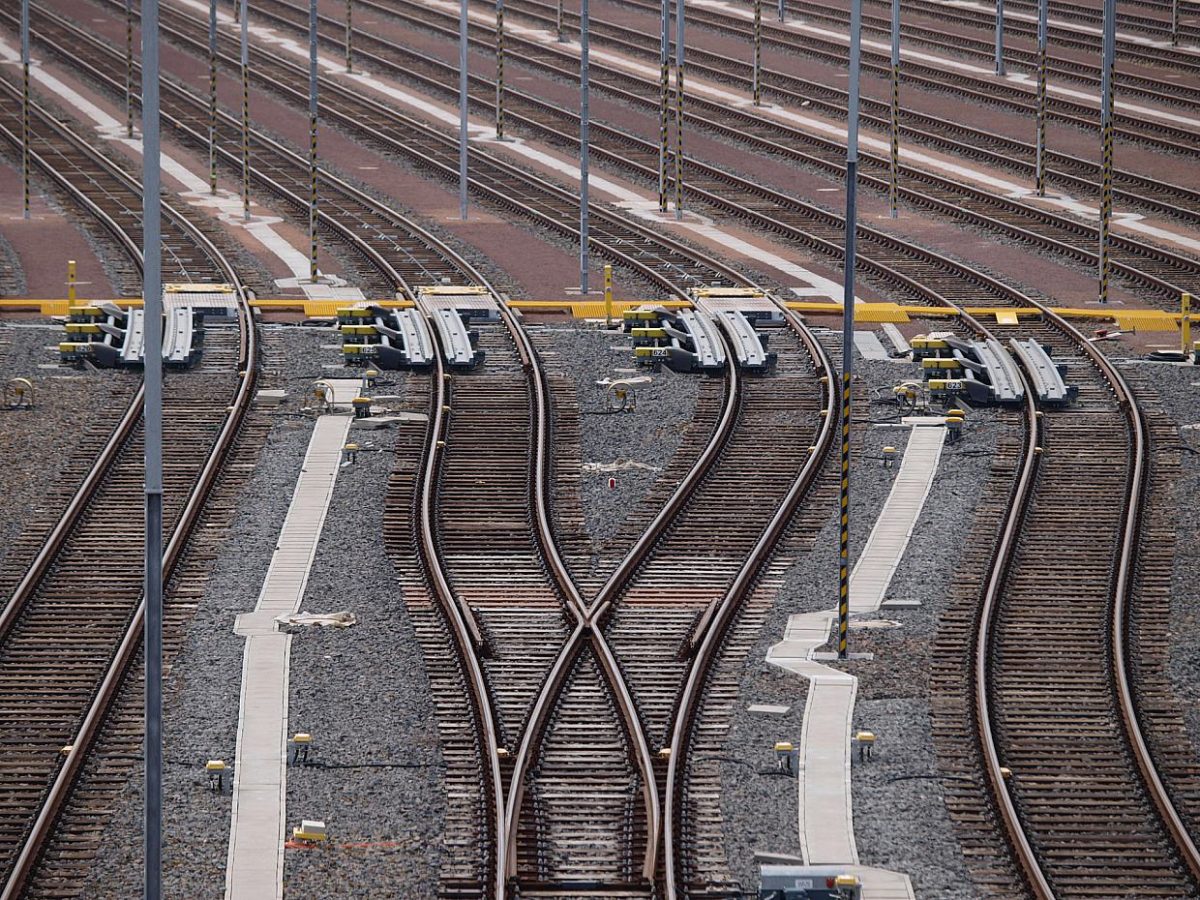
[246,0,1200,310]
[0,79,259,897]
[523,0,1200,227]
[778,0,1200,104]
[598,0,1200,154]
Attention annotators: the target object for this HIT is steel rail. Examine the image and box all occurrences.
[23,8,744,888]
[338,0,1200,229]
[970,306,1200,896]
[661,307,835,898]
[0,120,257,900]
[589,0,1200,152]
[301,0,1200,302]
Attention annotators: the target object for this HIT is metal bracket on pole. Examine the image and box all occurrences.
[838,0,863,662]
[581,0,590,293]
[460,0,469,220]
[753,0,763,105]
[1098,0,1115,304]
[889,0,899,218]
[1035,0,1047,196]
[209,0,217,194]
[141,0,164,896]
[994,0,1005,76]
[496,0,506,140]
[241,0,250,223]
[21,0,29,221]
[675,0,684,219]
[309,0,319,282]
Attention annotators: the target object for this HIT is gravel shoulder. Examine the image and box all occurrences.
[720,344,989,897]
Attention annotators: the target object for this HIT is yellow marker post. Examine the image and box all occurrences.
[1182,293,1192,357]
[604,264,613,327]
[67,260,77,303]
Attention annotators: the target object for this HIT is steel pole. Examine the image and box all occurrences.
[753,0,762,105]
[209,0,217,194]
[1172,0,1179,45]
[994,0,1005,75]
[580,0,590,293]
[496,0,506,139]
[240,0,249,222]
[1035,0,1047,195]
[658,0,669,212]
[20,0,29,220]
[309,0,318,281]
[838,0,863,662]
[674,0,684,219]
[778,0,784,22]
[1098,0,1115,304]
[141,0,164,897]
[126,0,134,138]
[460,0,468,220]
[346,0,353,71]
[889,0,899,218]
[557,0,565,40]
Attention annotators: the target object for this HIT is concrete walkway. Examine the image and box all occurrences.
[767,423,948,899]
[224,409,355,900]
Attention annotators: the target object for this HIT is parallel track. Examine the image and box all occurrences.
[0,80,258,898]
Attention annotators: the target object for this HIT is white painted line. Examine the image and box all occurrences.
[225,411,355,900]
[0,34,327,281]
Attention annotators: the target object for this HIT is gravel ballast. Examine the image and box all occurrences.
[719,344,989,897]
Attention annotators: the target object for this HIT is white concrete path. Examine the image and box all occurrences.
[767,423,948,900]
[224,412,355,900]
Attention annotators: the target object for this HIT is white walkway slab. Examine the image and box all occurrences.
[767,423,948,900]
[225,413,354,900]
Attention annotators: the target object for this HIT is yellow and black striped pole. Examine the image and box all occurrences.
[241,0,250,223]
[889,0,899,218]
[753,0,762,106]
[209,0,217,195]
[658,0,669,213]
[21,0,29,222]
[604,264,613,327]
[674,0,684,220]
[126,0,134,138]
[1182,293,1192,357]
[675,63,684,219]
[309,0,319,282]
[346,0,353,72]
[1098,0,1115,304]
[838,0,864,661]
[1035,0,1047,196]
[496,0,506,140]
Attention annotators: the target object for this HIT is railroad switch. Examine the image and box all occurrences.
[854,731,876,761]
[881,446,897,468]
[362,368,379,391]
[352,396,372,419]
[343,443,359,466]
[774,741,795,774]
[290,733,313,766]
[206,759,227,792]
[292,819,327,844]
